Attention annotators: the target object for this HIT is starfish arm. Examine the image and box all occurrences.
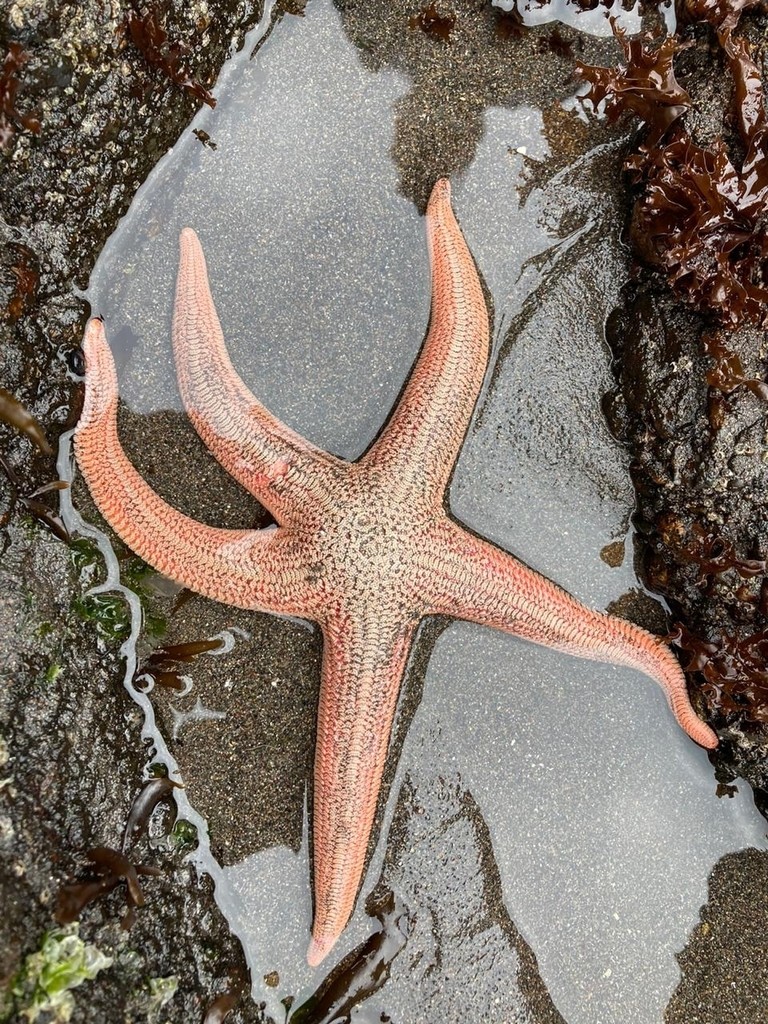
[74,318,307,615]
[425,522,718,749]
[308,611,416,967]
[173,228,341,524]
[362,179,489,500]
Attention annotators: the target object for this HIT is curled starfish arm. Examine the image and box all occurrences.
[173,228,340,524]
[426,522,718,749]
[363,179,490,500]
[308,611,416,967]
[75,318,304,614]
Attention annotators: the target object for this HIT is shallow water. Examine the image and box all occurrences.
[72,3,766,1022]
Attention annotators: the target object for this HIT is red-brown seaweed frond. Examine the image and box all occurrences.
[671,622,768,722]
[576,27,692,146]
[56,846,162,930]
[631,135,768,326]
[0,43,40,151]
[134,636,226,691]
[55,773,184,927]
[654,515,766,592]
[409,3,456,42]
[703,331,768,400]
[0,452,70,542]
[122,776,184,852]
[580,17,768,328]
[202,970,247,1024]
[0,387,52,454]
[684,524,766,588]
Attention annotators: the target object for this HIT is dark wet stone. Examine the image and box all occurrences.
[0,522,265,1022]
[605,266,768,766]
[597,16,768,786]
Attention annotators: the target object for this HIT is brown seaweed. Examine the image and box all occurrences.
[0,454,70,541]
[87,847,154,906]
[55,876,121,925]
[18,487,71,543]
[671,621,768,721]
[202,993,239,1024]
[135,669,186,691]
[0,43,40,151]
[703,331,768,401]
[136,636,225,690]
[202,968,247,1024]
[0,387,52,454]
[579,12,768,727]
[150,639,227,661]
[580,20,768,327]
[55,846,162,928]
[630,135,768,325]
[122,776,184,853]
[290,892,409,1024]
[576,27,691,146]
[656,514,766,588]
[125,8,216,109]
[409,4,456,41]
[685,524,766,588]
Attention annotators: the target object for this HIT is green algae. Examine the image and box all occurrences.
[170,819,198,852]
[4,925,113,1023]
[72,591,132,643]
[70,539,168,641]
[147,974,178,1013]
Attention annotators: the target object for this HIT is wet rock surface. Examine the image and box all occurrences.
[2,0,768,1021]
[1,1,274,1021]
[599,14,768,789]
[335,0,615,207]
[0,520,265,1023]
[605,282,768,783]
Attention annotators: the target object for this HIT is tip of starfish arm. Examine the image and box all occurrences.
[179,226,200,245]
[83,315,105,345]
[682,708,718,749]
[429,178,451,208]
[77,317,117,431]
[700,725,719,750]
[307,932,336,968]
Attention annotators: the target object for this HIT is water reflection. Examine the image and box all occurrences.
[78,1,768,1022]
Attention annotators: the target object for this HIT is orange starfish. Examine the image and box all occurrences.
[74,179,718,968]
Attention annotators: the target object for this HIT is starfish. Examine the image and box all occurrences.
[74,179,718,968]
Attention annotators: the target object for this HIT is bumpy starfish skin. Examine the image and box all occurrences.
[75,179,718,968]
